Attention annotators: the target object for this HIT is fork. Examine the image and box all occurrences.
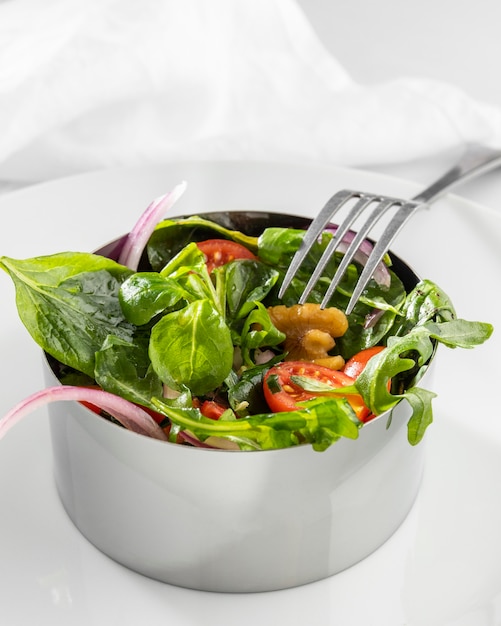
[279,143,501,314]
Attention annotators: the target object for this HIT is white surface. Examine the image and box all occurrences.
[296,0,501,211]
[298,0,501,107]
[0,161,500,625]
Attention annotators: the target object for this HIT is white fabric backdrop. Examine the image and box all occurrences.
[1,0,501,181]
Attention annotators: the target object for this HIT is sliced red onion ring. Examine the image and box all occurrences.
[325,226,391,288]
[118,181,187,270]
[0,386,168,441]
[364,308,386,329]
[177,430,217,448]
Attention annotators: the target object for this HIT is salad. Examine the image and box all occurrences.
[0,184,493,451]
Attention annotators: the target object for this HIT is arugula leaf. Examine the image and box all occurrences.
[391,279,456,337]
[356,319,493,443]
[405,387,437,445]
[424,318,494,348]
[151,394,360,451]
[239,302,286,367]
[290,375,359,396]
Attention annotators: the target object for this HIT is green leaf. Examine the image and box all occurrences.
[355,325,437,420]
[258,227,307,268]
[119,272,186,325]
[149,299,233,395]
[290,375,358,396]
[224,259,279,319]
[160,242,222,312]
[356,315,493,445]
[424,319,494,349]
[147,216,258,271]
[391,279,457,337]
[94,334,163,408]
[0,253,134,377]
[239,302,285,366]
[160,241,208,278]
[228,356,284,416]
[151,394,360,451]
[405,387,437,445]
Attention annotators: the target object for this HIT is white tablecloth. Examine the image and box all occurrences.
[1,0,501,200]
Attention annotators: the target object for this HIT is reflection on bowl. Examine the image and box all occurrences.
[44,211,433,592]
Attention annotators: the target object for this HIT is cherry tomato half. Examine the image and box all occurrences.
[196,239,257,273]
[342,346,386,379]
[199,400,228,420]
[263,361,370,421]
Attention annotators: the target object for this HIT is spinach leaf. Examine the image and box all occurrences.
[224,259,279,319]
[0,253,134,377]
[160,240,208,278]
[160,242,223,312]
[149,299,233,395]
[119,272,186,325]
[258,227,312,268]
[94,335,163,408]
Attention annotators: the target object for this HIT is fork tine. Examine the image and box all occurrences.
[297,194,376,304]
[343,201,420,315]
[278,190,355,299]
[319,197,398,308]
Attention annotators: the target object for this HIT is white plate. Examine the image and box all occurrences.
[0,161,500,626]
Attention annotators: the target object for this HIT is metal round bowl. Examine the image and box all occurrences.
[43,211,432,593]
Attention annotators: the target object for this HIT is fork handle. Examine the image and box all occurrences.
[412,142,501,204]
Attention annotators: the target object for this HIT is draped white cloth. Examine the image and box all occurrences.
[1,0,501,182]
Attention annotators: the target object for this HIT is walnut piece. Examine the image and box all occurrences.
[268,303,348,369]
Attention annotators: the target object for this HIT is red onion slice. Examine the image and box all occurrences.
[118,181,187,270]
[177,430,217,448]
[0,386,168,441]
[325,226,391,288]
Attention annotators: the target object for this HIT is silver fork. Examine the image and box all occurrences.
[279,143,501,314]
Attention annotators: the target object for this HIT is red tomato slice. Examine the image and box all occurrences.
[141,405,169,425]
[200,400,227,420]
[343,346,385,379]
[263,361,370,421]
[79,400,102,415]
[196,239,257,272]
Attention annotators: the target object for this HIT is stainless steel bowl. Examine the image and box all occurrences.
[44,211,432,592]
